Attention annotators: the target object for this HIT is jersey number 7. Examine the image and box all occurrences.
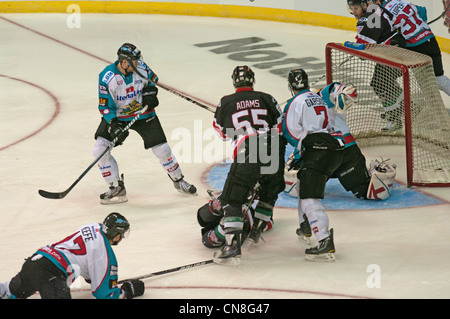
[314,105,329,129]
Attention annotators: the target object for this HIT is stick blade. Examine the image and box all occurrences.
[38,189,68,199]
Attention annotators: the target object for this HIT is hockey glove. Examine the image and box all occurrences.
[108,118,129,145]
[120,279,145,299]
[286,148,304,171]
[142,85,159,109]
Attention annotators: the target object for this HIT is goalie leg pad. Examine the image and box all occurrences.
[197,199,224,230]
[284,168,299,197]
[366,162,396,200]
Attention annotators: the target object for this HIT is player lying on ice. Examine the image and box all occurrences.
[197,66,286,265]
[0,213,144,299]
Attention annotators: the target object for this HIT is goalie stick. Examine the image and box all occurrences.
[38,106,148,199]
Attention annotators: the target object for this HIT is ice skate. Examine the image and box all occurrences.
[0,282,13,299]
[305,228,336,262]
[381,120,402,132]
[296,214,312,246]
[213,233,241,265]
[172,175,197,195]
[380,109,403,132]
[247,218,267,244]
[100,174,128,205]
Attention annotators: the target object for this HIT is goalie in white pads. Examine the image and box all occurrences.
[284,81,397,202]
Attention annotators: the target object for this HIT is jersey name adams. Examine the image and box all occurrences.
[236,99,260,110]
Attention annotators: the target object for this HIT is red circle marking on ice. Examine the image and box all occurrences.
[0,74,60,151]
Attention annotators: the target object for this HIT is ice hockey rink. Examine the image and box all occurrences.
[1,12,450,301]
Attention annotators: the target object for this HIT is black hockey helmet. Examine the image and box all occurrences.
[347,0,368,6]
[232,65,255,88]
[347,0,369,14]
[117,43,141,62]
[288,68,309,92]
[102,212,130,242]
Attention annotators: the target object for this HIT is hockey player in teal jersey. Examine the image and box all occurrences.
[284,80,396,249]
[285,81,396,201]
[0,213,144,299]
[282,68,345,261]
[93,43,197,204]
[373,0,450,96]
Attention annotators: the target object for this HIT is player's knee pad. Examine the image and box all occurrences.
[197,199,224,229]
[151,142,172,160]
[298,167,328,199]
[300,198,329,241]
[222,204,244,233]
[93,137,112,161]
[301,198,324,216]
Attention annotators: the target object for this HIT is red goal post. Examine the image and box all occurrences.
[325,42,450,187]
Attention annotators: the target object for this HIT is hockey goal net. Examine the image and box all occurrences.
[325,42,450,187]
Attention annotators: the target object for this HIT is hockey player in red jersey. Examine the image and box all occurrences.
[197,66,286,265]
[0,213,144,299]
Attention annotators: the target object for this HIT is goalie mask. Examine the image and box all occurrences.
[102,212,130,243]
[288,68,309,94]
[232,65,255,88]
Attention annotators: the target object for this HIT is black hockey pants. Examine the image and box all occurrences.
[8,254,71,299]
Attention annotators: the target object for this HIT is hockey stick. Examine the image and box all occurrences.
[38,106,148,199]
[127,59,216,113]
[120,187,260,283]
[428,2,450,25]
[118,259,215,284]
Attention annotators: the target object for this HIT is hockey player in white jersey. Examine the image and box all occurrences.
[282,69,345,261]
[0,213,144,299]
[93,43,197,204]
[284,82,396,245]
[374,0,450,96]
[285,82,396,201]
